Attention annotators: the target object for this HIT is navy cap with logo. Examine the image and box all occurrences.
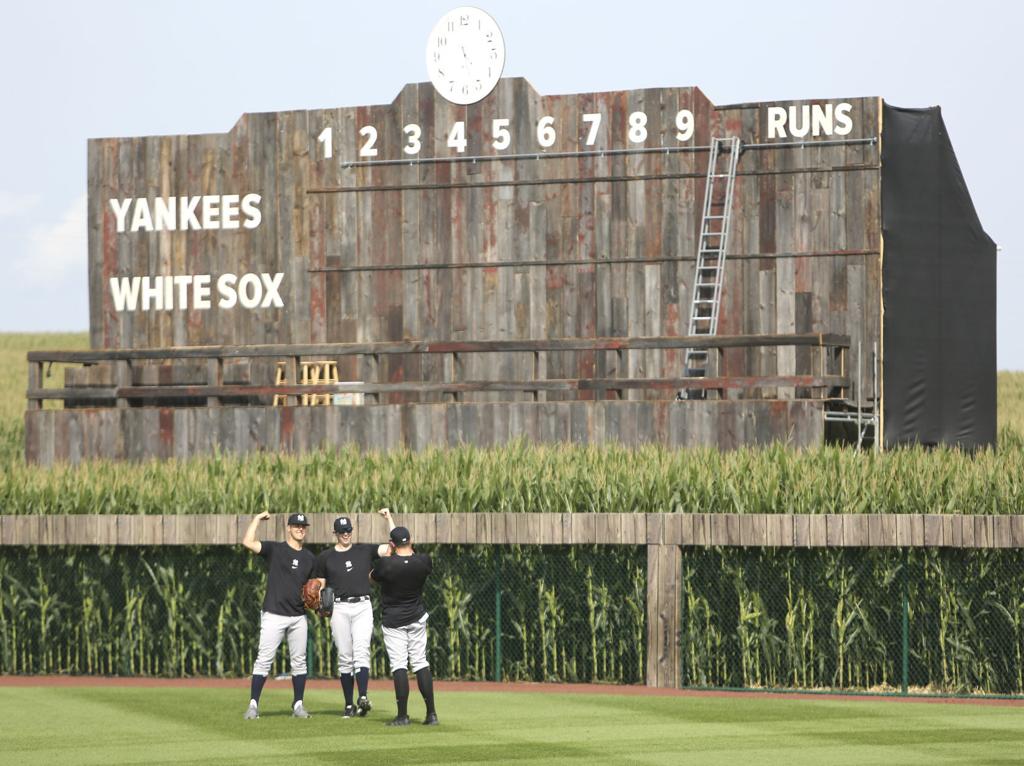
[333,516,354,534]
[287,513,310,527]
[390,526,411,545]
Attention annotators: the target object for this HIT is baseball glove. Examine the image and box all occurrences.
[301,579,322,612]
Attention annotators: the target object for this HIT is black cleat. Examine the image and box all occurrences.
[386,715,411,727]
[356,696,372,717]
[343,705,357,718]
[423,712,439,726]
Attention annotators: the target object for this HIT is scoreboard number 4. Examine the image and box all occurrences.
[316,109,697,161]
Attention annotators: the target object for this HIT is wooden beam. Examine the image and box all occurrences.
[1,513,1022,548]
[27,333,851,364]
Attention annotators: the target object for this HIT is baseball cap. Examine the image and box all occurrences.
[333,516,354,534]
[287,513,310,527]
[390,526,411,545]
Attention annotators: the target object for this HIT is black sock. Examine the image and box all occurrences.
[249,674,268,705]
[416,667,436,716]
[340,673,354,706]
[292,673,307,706]
[356,667,369,698]
[393,669,409,717]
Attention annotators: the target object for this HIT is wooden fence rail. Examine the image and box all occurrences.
[2,512,1020,549]
[27,333,849,409]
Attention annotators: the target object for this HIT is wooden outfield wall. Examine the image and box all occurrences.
[25,399,825,464]
[4,511,1022,688]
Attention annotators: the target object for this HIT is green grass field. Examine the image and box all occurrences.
[2,686,1022,765]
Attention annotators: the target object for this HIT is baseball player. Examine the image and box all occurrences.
[241,511,315,720]
[370,524,438,726]
[313,507,395,718]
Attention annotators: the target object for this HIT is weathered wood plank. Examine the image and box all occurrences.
[2,513,1022,548]
[826,514,844,546]
[645,543,681,688]
[808,515,827,547]
[843,515,869,547]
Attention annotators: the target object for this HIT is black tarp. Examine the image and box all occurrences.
[881,103,996,450]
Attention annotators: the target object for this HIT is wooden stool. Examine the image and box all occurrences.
[300,361,338,406]
[272,361,288,407]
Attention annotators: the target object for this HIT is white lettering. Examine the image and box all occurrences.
[173,275,192,308]
[834,102,853,136]
[221,195,240,229]
[260,272,284,308]
[194,274,211,309]
[180,196,201,230]
[153,197,176,231]
[241,194,262,229]
[109,276,141,312]
[811,104,833,137]
[201,195,220,229]
[109,271,282,312]
[141,277,162,311]
[130,198,153,232]
[237,273,262,308]
[109,198,133,233]
[217,273,238,308]
[767,103,855,139]
[767,107,787,139]
[106,193,262,233]
[789,105,811,138]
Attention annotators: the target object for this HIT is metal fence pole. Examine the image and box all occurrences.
[494,552,503,683]
[901,549,910,695]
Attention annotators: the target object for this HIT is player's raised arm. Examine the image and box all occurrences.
[377,508,396,557]
[242,511,270,554]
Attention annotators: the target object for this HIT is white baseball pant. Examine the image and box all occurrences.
[382,613,430,673]
[252,611,307,676]
[330,599,374,675]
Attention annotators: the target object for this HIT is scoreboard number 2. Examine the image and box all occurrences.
[316,109,697,161]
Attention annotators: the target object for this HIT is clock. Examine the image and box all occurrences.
[426,7,505,105]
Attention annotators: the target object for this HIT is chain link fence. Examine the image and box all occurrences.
[0,545,1022,695]
[0,545,645,684]
[681,548,1024,695]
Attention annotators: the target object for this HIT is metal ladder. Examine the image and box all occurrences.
[681,136,741,398]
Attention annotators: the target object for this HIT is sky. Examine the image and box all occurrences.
[1,0,1021,368]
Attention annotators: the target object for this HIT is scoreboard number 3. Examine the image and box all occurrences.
[316,109,697,161]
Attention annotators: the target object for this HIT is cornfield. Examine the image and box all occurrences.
[3,440,1024,517]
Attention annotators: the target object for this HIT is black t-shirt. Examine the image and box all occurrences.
[313,543,380,598]
[258,541,315,617]
[371,552,432,628]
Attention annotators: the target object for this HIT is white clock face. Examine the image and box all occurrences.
[426,7,505,106]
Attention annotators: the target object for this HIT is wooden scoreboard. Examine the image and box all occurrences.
[88,81,879,387]
[26,11,993,464]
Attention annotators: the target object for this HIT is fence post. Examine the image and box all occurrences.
[494,552,503,682]
[901,549,909,695]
